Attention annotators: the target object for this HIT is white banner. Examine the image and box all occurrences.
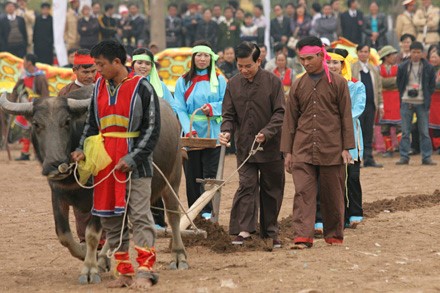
[52,0,67,66]
[261,0,271,58]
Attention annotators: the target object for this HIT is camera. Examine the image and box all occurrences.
[408,89,419,98]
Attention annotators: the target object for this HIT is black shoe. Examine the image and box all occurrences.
[382,151,393,158]
[15,153,30,161]
[422,159,437,165]
[363,161,383,168]
[395,158,409,165]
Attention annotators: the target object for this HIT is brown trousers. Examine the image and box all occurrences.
[229,159,285,239]
[291,162,345,245]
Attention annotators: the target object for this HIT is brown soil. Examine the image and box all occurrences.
[2,148,440,292]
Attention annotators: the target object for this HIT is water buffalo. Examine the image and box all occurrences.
[0,85,188,284]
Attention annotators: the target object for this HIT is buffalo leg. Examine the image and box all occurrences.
[79,215,103,285]
[162,176,188,270]
[51,191,86,260]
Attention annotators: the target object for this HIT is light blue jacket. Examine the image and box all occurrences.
[348,80,366,161]
[174,69,226,140]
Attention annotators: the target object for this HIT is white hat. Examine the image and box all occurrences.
[402,0,415,5]
[118,4,128,14]
[320,37,331,47]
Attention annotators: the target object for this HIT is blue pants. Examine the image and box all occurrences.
[399,103,432,161]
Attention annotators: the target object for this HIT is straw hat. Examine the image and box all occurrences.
[379,45,398,60]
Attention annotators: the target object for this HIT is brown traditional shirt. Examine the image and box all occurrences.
[58,81,82,96]
[280,71,355,166]
[221,68,285,163]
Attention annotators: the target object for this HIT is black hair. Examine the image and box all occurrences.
[254,4,263,11]
[213,4,221,9]
[128,3,139,9]
[104,3,114,12]
[275,52,287,61]
[347,0,356,8]
[224,6,233,13]
[312,2,321,13]
[330,0,340,5]
[274,43,287,53]
[296,36,322,51]
[131,47,154,66]
[400,33,416,42]
[322,3,332,9]
[90,40,127,65]
[40,2,51,9]
[24,53,38,66]
[184,40,215,85]
[356,43,370,52]
[235,41,261,62]
[244,12,253,18]
[223,46,234,53]
[73,49,94,69]
[257,43,267,50]
[67,48,78,56]
[410,41,424,51]
[168,3,177,10]
[274,4,283,10]
[327,48,349,59]
[285,2,295,8]
[427,45,440,59]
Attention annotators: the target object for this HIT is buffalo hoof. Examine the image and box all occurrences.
[78,273,101,285]
[169,261,189,270]
[89,273,102,284]
[178,261,189,270]
[169,261,177,270]
[78,274,89,285]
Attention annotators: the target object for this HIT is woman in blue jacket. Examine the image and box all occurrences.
[174,41,227,219]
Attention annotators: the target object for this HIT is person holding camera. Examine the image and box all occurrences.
[396,41,437,165]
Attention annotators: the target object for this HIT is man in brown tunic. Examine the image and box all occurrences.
[281,36,355,249]
[58,49,97,244]
[219,41,285,248]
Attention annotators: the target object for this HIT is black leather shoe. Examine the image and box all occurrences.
[422,159,437,165]
[15,153,30,161]
[395,159,409,165]
[363,161,383,168]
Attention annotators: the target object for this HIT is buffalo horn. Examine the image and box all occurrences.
[0,92,33,115]
[67,98,91,111]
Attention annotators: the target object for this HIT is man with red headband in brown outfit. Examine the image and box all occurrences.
[281,36,354,249]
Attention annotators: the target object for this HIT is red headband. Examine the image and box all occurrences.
[299,45,332,83]
[73,53,95,65]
